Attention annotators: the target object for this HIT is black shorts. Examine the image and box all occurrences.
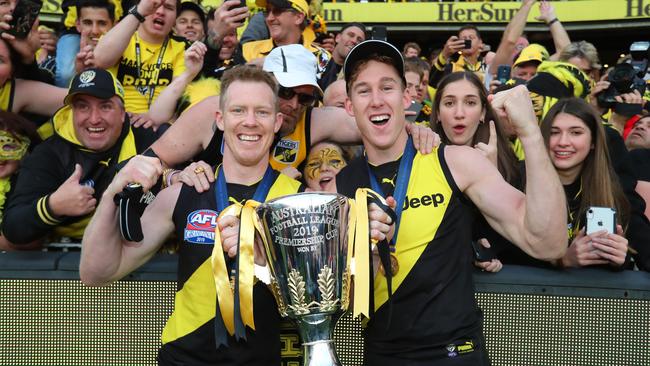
[363,334,490,366]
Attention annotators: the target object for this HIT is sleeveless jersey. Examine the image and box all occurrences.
[336,145,485,364]
[162,172,302,365]
[270,107,312,171]
[109,33,187,113]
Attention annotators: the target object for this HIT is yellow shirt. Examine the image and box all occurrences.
[109,33,187,113]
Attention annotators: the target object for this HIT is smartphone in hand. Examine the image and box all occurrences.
[496,65,511,84]
[586,207,616,235]
[405,102,423,122]
[6,0,42,39]
[463,39,472,49]
[471,241,496,262]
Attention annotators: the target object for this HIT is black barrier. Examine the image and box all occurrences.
[1,252,649,365]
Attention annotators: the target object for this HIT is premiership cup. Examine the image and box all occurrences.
[256,193,351,366]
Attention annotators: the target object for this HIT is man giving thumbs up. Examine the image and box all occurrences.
[2,68,160,248]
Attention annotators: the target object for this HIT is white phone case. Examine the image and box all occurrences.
[586,206,616,235]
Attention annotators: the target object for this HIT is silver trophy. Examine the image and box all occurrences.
[256,193,352,366]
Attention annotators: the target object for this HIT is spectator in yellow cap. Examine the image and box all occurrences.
[242,0,331,83]
[512,44,550,81]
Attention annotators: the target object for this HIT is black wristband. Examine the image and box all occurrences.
[547,18,559,26]
[128,5,146,23]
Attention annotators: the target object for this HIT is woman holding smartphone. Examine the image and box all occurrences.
[540,98,630,268]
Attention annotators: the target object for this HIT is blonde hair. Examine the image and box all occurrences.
[560,41,601,70]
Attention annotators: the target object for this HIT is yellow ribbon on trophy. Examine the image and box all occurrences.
[353,189,371,319]
[353,187,392,320]
[212,200,266,343]
[238,200,262,331]
[212,203,242,338]
[343,197,356,312]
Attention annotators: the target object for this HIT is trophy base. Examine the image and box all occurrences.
[303,340,342,366]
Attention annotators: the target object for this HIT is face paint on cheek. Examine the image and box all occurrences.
[323,148,346,170]
[305,148,347,181]
[305,160,321,181]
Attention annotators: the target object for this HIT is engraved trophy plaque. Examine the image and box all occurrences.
[256,193,351,366]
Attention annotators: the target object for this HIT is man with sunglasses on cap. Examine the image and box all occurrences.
[147,44,436,189]
[241,0,331,80]
[2,68,159,247]
[337,40,567,365]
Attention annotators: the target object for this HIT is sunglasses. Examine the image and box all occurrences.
[278,86,317,107]
[263,7,296,17]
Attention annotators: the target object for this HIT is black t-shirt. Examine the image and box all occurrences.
[618,148,650,270]
[605,124,628,175]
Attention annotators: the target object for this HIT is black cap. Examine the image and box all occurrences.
[178,1,206,24]
[343,40,406,91]
[340,22,366,35]
[65,68,125,105]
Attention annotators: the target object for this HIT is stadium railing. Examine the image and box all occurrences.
[0,251,648,365]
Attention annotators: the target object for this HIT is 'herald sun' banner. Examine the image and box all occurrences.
[41,0,650,25]
[318,0,650,24]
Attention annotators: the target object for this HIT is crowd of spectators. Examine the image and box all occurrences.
[0,0,648,276]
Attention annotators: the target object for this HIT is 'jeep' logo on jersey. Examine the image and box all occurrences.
[402,193,445,211]
[273,139,299,163]
[184,209,218,244]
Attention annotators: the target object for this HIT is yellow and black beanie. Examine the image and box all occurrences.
[527,61,592,122]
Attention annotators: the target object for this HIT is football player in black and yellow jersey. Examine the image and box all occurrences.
[338,40,567,365]
[81,66,303,365]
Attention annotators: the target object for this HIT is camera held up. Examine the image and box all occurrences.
[597,41,649,109]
